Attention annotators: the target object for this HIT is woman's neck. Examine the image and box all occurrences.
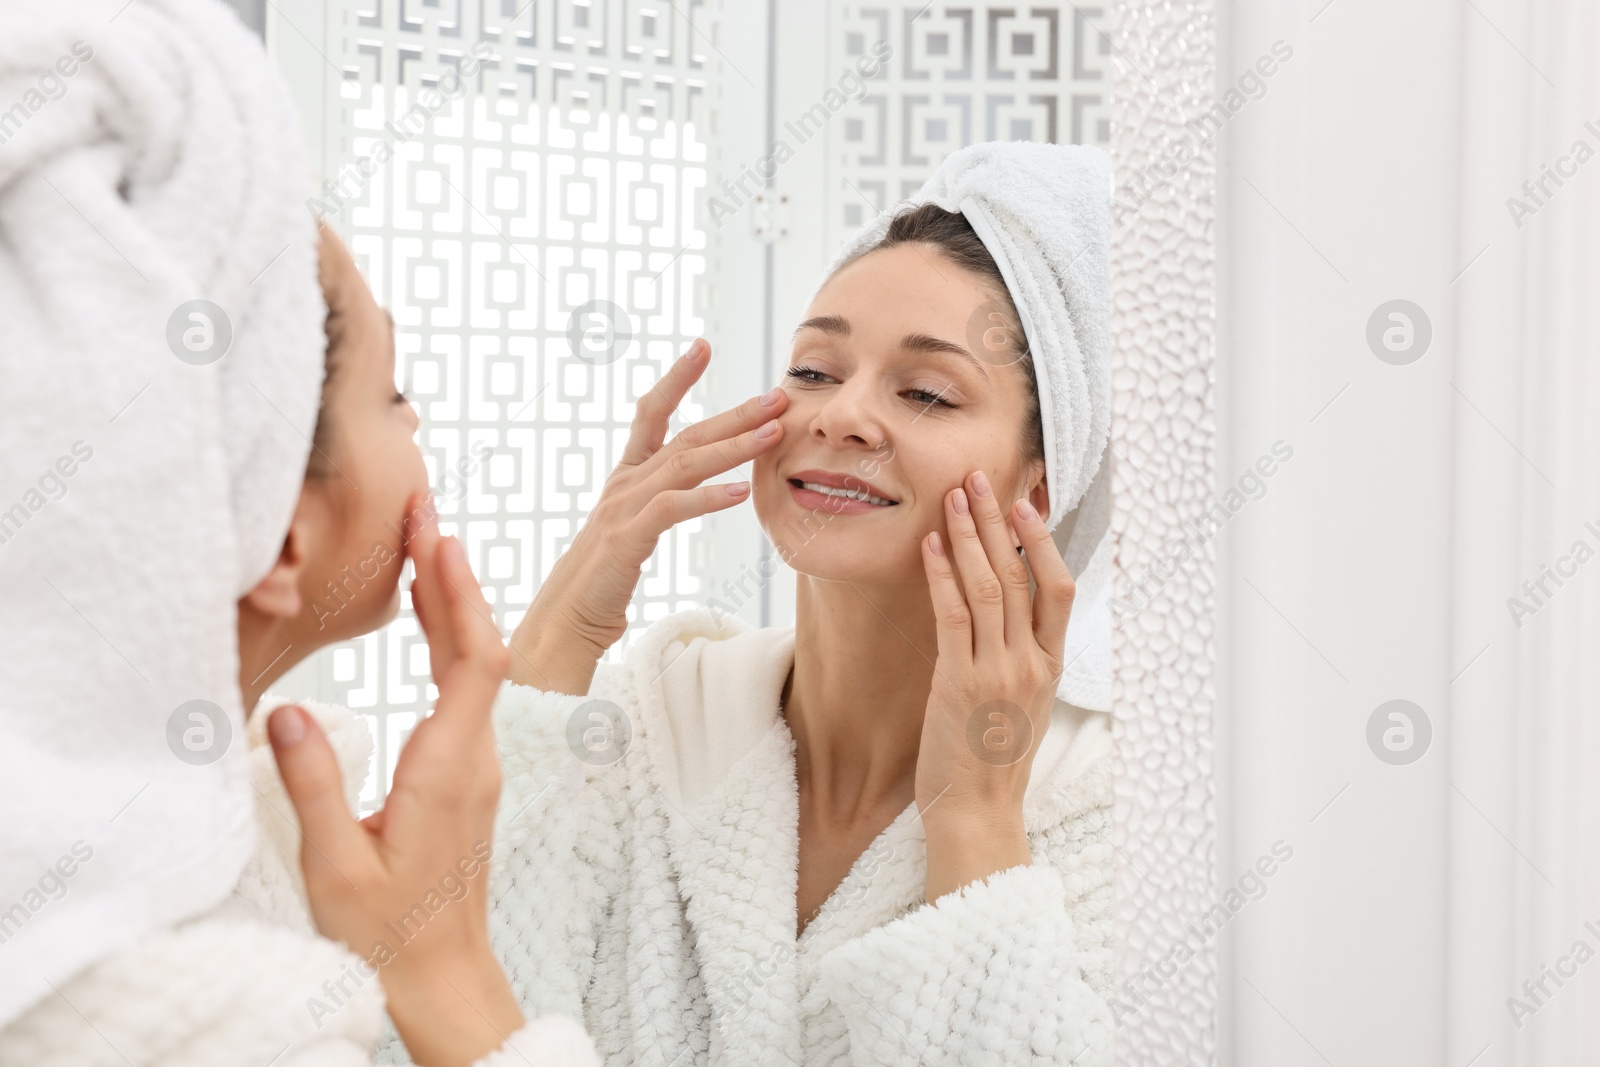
[236,607,310,719]
[784,575,938,822]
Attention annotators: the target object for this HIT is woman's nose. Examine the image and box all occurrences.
[811,379,887,451]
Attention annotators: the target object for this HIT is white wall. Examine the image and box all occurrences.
[1218,1,1600,1064]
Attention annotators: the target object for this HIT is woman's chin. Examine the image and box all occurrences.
[776,542,927,586]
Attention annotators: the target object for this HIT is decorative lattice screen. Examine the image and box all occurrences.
[825,3,1110,248]
[300,0,722,809]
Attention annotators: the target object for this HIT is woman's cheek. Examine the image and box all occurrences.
[752,446,779,483]
[387,435,433,542]
[357,539,408,635]
[400,427,431,497]
[379,575,404,627]
[750,451,781,535]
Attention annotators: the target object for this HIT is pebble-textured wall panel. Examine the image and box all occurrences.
[1107,1,1218,1063]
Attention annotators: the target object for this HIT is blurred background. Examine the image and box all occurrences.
[232,0,1600,1064]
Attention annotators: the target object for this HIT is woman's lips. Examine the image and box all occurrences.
[785,469,899,515]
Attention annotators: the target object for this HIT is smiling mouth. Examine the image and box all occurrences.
[787,479,898,507]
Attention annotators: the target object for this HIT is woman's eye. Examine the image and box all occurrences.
[905,386,953,408]
[783,366,954,408]
[785,365,833,384]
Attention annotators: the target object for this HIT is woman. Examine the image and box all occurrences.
[231,224,605,1067]
[0,3,596,1063]
[472,141,1116,1065]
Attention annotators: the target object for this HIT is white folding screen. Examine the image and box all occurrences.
[270,0,734,807]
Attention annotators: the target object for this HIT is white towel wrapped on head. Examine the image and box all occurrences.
[0,9,608,1064]
[0,0,324,1028]
[816,141,1113,710]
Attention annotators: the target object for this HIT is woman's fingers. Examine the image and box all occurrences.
[624,480,754,548]
[406,495,455,676]
[393,537,507,802]
[267,704,369,883]
[641,416,784,499]
[964,470,1035,647]
[942,485,1006,656]
[638,386,788,484]
[619,339,709,467]
[1012,497,1076,662]
[921,532,974,669]
[430,535,509,736]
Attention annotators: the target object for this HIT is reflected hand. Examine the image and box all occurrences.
[915,469,1075,902]
[508,338,788,694]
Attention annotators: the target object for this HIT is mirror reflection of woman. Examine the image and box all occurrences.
[470,144,1116,1065]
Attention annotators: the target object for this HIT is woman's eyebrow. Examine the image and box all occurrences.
[792,314,989,380]
[792,314,849,339]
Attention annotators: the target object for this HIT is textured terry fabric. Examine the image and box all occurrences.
[470,607,1115,1067]
[0,0,324,1025]
[0,696,603,1067]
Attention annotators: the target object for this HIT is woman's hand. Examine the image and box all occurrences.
[507,337,788,695]
[267,495,520,1067]
[914,469,1076,903]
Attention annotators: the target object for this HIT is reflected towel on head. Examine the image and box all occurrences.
[816,141,1112,710]
[0,0,324,1027]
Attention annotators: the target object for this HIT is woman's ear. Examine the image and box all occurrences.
[242,517,310,619]
[1027,465,1050,522]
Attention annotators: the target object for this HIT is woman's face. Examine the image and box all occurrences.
[752,242,1047,584]
[292,228,431,647]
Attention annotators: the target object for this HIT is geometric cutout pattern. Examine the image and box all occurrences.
[825,2,1110,252]
[305,0,720,809]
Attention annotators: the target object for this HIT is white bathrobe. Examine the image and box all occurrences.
[9,607,1108,1067]
[472,608,1116,1067]
[0,704,600,1067]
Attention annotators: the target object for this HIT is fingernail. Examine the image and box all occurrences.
[928,532,945,557]
[727,481,750,496]
[755,420,780,439]
[760,386,784,406]
[1015,498,1038,521]
[971,470,992,498]
[689,338,707,359]
[951,488,969,515]
[268,705,306,747]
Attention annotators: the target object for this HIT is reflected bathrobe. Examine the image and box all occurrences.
[463,608,1116,1067]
